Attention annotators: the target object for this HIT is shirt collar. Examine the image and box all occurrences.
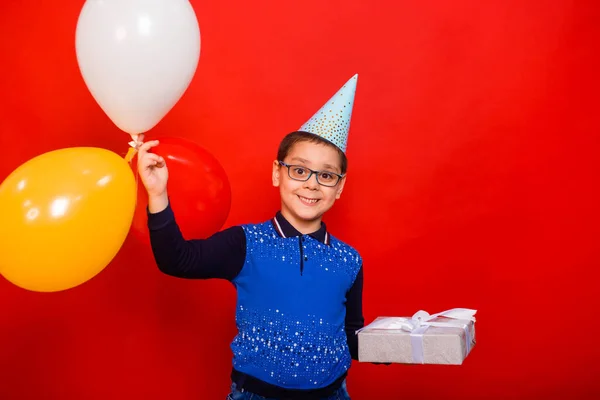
[271,211,331,245]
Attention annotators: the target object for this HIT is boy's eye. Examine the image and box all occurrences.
[293,167,308,175]
[319,172,334,182]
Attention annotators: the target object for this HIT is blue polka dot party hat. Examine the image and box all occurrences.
[299,74,358,153]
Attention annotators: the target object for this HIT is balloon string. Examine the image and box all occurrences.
[124,133,142,208]
[124,147,137,163]
[134,164,140,208]
[124,133,142,163]
[124,146,139,198]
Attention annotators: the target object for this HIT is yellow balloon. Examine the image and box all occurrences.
[0,147,136,292]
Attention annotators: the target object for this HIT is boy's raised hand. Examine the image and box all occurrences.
[137,139,169,212]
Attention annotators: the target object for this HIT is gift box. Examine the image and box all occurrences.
[357,308,476,365]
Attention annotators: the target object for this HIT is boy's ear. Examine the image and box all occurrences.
[335,175,346,199]
[272,160,281,187]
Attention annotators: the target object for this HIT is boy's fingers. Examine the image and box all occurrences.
[141,153,165,168]
[138,140,160,154]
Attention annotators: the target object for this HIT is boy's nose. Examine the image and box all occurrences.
[303,174,320,189]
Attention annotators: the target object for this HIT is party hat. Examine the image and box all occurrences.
[299,74,358,153]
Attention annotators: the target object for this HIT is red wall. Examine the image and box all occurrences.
[1,1,599,399]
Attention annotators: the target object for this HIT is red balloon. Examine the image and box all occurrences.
[131,137,232,243]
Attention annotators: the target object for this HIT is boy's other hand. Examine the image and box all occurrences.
[137,139,169,213]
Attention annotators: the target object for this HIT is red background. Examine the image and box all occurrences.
[1,1,599,399]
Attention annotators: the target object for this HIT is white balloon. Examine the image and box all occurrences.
[75,0,201,135]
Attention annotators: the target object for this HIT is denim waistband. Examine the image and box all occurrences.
[231,369,346,399]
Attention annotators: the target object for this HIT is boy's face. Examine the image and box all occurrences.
[272,140,345,231]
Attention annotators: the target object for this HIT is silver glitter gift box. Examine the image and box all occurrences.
[357,308,476,365]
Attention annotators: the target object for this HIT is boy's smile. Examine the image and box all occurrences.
[272,140,345,234]
[298,195,320,206]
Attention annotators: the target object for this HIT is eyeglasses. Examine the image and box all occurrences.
[278,161,344,187]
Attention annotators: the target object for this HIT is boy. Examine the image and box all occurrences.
[137,75,363,399]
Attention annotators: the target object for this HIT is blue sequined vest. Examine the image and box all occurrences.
[230,221,362,389]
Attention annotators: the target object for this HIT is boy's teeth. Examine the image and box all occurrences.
[300,196,317,203]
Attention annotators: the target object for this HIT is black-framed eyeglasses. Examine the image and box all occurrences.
[278,161,344,187]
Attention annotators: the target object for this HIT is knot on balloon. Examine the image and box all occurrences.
[125,134,144,163]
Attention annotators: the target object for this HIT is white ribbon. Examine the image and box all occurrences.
[358,308,477,363]
[128,133,143,150]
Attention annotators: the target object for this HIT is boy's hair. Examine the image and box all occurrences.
[277,131,348,174]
